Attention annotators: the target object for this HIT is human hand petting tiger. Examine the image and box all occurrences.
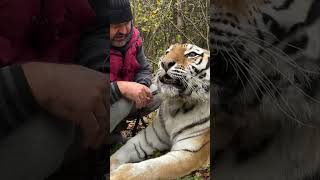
[110,43,210,180]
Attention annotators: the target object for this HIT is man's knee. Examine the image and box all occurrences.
[110,98,133,132]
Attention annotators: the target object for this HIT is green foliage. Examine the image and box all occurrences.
[131,0,210,73]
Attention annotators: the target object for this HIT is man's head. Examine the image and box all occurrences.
[109,0,133,47]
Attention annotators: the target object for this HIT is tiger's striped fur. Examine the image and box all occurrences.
[211,0,320,179]
[110,43,210,180]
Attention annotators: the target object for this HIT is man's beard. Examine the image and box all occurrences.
[111,33,129,47]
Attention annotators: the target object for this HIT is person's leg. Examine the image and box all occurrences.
[109,95,162,132]
[126,93,162,120]
[0,112,74,180]
[110,84,161,132]
[110,98,133,133]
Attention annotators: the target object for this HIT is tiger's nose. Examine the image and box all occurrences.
[161,61,176,71]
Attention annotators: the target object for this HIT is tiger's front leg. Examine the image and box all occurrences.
[110,130,210,180]
[110,120,171,172]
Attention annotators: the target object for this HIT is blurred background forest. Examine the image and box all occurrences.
[131,0,210,72]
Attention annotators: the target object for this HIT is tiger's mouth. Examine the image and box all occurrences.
[159,74,185,89]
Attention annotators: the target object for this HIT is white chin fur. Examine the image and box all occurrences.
[159,84,181,97]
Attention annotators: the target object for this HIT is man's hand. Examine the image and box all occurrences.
[22,62,108,149]
[116,81,152,109]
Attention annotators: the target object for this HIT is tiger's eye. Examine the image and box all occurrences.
[187,52,198,57]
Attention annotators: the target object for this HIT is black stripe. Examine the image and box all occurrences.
[283,34,308,55]
[191,60,209,77]
[225,12,240,23]
[151,121,170,147]
[138,142,147,158]
[262,13,287,41]
[159,107,170,138]
[198,73,206,79]
[305,0,320,25]
[133,143,143,159]
[196,57,203,65]
[201,60,210,73]
[254,18,266,54]
[172,116,210,140]
[191,65,200,74]
[173,141,209,153]
[273,0,294,10]
[301,76,320,100]
[182,103,195,114]
[171,108,181,118]
[143,129,160,151]
[144,129,152,148]
[176,129,209,143]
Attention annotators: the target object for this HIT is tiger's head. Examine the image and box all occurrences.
[210,0,320,104]
[155,43,210,101]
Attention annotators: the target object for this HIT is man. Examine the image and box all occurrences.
[108,0,161,132]
[0,0,108,179]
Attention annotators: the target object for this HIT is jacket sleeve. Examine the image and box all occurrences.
[134,46,152,87]
[0,64,40,138]
[76,19,125,105]
[77,24,109,73]
[76,0,116,104]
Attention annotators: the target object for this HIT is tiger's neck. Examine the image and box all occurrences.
[163,98,204,115]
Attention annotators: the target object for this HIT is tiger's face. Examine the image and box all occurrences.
[156,43,210,101]
[211,0,319,102]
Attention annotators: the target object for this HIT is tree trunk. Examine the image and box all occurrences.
[176,0,186,43]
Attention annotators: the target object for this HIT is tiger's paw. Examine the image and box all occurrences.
[110,163,148,180]
[110,158,121,172]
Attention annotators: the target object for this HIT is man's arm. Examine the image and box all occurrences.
[77,24,109,73]
[76,22,125,106]
[0,64,40,138]
[134,46,152,87]
[109,46,153,105]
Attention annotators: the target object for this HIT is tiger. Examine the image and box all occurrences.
[110,43,210,180]
[211,0,320,180]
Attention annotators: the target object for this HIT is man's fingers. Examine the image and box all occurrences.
[144,87,152,98]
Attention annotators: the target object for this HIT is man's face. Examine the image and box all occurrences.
[110,21,132,47]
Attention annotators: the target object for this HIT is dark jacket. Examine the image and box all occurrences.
[0,0,108,138]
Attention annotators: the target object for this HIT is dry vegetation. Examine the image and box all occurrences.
[131,0,210,72]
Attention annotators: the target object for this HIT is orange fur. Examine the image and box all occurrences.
[163,44,189,67]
